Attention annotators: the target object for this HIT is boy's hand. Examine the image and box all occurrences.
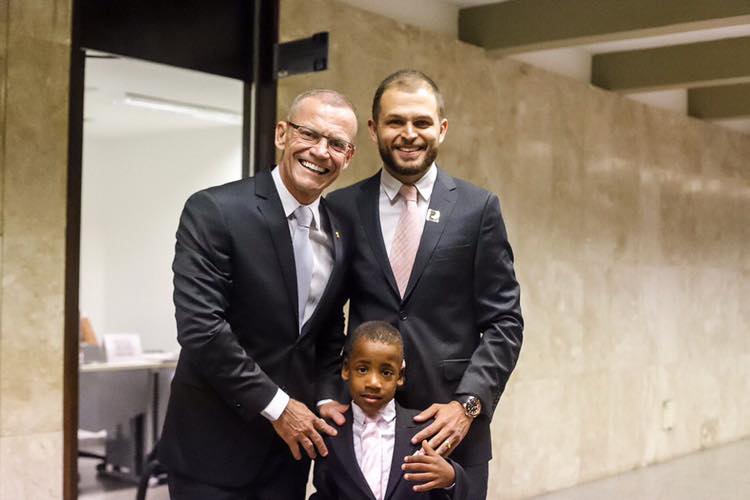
[318,400,349,426]
[402,440,456,492]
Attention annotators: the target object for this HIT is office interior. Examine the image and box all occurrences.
[1,0,748,499]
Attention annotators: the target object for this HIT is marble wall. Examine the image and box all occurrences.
[279,1,750,498]
[0,0,72,498]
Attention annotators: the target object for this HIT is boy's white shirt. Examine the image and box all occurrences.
[352,400,396,497]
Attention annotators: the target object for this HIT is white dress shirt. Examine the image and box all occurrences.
[379,164,437,257]
[352,400,396,497]
[261,167,335,421]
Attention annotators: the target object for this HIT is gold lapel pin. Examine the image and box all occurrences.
[335,230,341,239]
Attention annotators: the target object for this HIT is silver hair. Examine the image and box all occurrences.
[287,89,357,121]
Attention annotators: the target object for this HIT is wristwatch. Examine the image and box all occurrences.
[457,395,482,418]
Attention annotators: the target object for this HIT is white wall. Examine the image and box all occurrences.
[80,126,242,352]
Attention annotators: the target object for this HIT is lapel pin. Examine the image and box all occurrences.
[335,230,341,239]
[426,209,441,223]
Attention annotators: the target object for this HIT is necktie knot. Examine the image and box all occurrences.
[364,414,382,428]
[398,184,418,204]
[293,205,313,229]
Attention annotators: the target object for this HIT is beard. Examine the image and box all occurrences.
[378,140,439,180]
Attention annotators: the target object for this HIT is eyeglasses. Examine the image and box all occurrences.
[286,121,355,156]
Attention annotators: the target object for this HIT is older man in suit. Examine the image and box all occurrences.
[322,70,524,499]
[158,89,357,499]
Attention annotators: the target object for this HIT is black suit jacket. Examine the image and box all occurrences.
[311,405,468,500]
[327,167,523,465]
[158,170,348,487]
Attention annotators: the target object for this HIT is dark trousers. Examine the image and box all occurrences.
[462,462,489,500]
[167,438,310,500]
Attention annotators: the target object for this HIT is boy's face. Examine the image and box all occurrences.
[342,337,405,418]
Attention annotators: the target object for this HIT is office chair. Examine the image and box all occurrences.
[135,441,167,500]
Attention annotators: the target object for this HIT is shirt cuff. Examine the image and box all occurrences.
[316,399,334,408]
[260,389,289,421]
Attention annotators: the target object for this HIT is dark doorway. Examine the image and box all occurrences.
[64,2,279,498]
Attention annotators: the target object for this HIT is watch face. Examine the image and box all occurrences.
[465,397,481,417]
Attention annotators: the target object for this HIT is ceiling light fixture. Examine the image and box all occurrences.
[121,92,242,125]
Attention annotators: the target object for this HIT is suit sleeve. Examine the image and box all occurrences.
[443,459,469,500]
[172,190,278,420]
[455,193,523,417]
[309,456,339,500]
[314,298,347,403]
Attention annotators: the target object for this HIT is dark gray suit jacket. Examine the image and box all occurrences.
[311,404,468,500]
[158,170,348,487]
[327,167,523,466]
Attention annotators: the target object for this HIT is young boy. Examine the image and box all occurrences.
[311,321,468,500]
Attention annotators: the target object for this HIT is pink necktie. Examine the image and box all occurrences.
[360,417,384,500]
[390,184,422,298]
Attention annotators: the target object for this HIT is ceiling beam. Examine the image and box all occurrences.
[688,83,750,119]
[459,0,750,55]
[591,36,750,92]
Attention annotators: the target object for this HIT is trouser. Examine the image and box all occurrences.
[167,438,310,500]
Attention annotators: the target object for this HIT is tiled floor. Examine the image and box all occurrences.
[531,438,750,500]
[78,455,169,500]
[79,438,750,500]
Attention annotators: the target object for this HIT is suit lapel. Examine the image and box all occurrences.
[384,404,420,500]
[254,170,299,330]
[300,198,343,338]
[357,172,399,297]
[330,409,377,500]
[402,167,457,302]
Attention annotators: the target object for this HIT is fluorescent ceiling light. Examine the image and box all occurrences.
[121,92,242,125]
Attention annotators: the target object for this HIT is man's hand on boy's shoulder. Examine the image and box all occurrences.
[318,400,350,426]
[272,399,338,460]
[402,440,456,492]
[411,401,473,456]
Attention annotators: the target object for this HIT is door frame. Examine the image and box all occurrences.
[63,2,280,497]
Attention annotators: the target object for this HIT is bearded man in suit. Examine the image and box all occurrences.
[158,89,357,500]
[321,70,524,499]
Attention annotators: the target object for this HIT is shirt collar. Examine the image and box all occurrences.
[352,399,397,426]
[272,166,321,228]
[380,163,437,203]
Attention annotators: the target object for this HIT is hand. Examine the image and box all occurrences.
[411,401,472,456]
[271,398,338,460]
[402,440,456,492]
[318,400,349,426]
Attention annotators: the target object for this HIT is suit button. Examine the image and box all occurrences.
[234,402,242,408]
[399,311,407,321]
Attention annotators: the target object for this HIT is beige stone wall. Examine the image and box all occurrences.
[0,1,72,497]
[280,1,750,498]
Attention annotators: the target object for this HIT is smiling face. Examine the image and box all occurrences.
[369,85,448,184]
[275,95,357,204]
[342,337,404,418]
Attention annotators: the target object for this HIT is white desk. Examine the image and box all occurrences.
[79,358,176,482]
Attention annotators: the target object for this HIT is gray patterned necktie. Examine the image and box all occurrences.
[292,205,314,331]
